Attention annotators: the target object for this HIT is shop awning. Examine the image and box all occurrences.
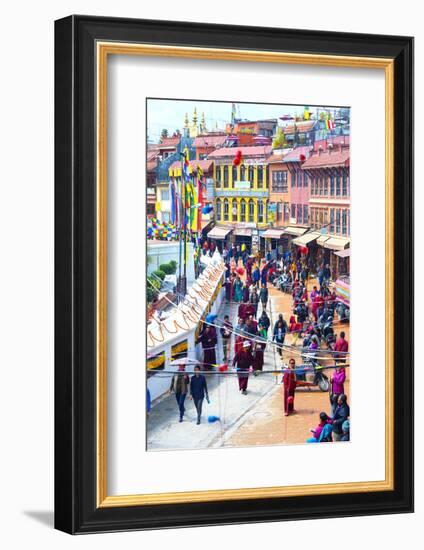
[334,248,351,258]
[234,227,252,236]
[207,226,232,239]
[292,231,321,246]
[323,236,350,251]
[284,226,308,237]
[317,235,330,246]
[262,229,285,239]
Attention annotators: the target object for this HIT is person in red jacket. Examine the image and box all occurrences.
[283,358,297,416]
[334,331,349,363]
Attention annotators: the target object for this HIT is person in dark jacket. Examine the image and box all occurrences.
[332,394,350,441]
[169,365,190,422]
[258,310,270,338]
[190,366,209,424]
[197,325,217,369]
[259,283,268,312]
[273,313,287,334]
[273,319,287,357]
[232,340,254,394]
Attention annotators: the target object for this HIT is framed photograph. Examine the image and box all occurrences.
[55,15,414,534]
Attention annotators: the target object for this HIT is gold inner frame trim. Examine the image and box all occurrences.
[96,41,395,508]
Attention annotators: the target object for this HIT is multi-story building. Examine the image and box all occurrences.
[168,158,215,234]
[267,152,290,227]
[157,136,180,160]
[207,145,271,247]
[193,132,228,160]
[282,120,318,147]
[146,144,159,217]
[301,142,350,275]
[225,119,278,146]
[280,145,313,244]
[155,135,194,223]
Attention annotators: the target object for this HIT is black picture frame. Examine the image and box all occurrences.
[55,15,414,534]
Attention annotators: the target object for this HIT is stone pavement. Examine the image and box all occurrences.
[147,288,282,451]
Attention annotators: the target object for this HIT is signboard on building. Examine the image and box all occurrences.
[205,178,214,200]
[234,181,250,190]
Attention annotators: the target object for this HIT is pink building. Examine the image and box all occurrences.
[282,145,313,230]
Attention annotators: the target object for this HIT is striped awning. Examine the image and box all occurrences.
[262,229,285,239]
[233,227,253,236]
[334,248,351,258]
[323,236,350,251]
[292,231,321,246]
[207,226,232,239]
[317,235,330,246]
[284,226,308,236]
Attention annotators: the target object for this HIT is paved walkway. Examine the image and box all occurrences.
[147,289,282,451]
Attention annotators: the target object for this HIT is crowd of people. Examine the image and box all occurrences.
[166,240,350,442]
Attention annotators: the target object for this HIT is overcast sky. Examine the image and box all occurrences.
[147,99,347,142]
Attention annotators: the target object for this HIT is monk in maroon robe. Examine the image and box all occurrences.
[283,358,297,416]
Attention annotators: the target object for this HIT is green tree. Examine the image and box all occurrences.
[160,128,169,141]
[272,127,287,149]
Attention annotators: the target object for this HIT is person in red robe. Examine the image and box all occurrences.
[283,358,297,416]
[232,340,254,394]
[312,293,324,321]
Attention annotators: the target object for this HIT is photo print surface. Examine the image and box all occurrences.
[146,98,350,452]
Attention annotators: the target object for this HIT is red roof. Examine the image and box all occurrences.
[193,134,227,148]
[282,145,313,163]
[301,148,350,169]
[208,145,272,159]
[159,136,180,148]
[169,159,213,172]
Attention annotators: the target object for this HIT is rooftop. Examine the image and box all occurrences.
[282,145,313,163]
[207,145,272,159]
[193,133,228,148]
[158,136,181,149]
[301,146,350,169]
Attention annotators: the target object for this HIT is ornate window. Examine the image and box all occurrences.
[258,200,264,223]
[223,165,229,188]
[248,200,255,223]
[336,173,341,196]
[240,165,246,181]
[215,166,221,188]
[257,166,263,188]
[240,199,247,222]
[223,199,229,221]
[216,198,222,221]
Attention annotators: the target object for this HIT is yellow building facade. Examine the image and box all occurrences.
[213,162,269,226]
